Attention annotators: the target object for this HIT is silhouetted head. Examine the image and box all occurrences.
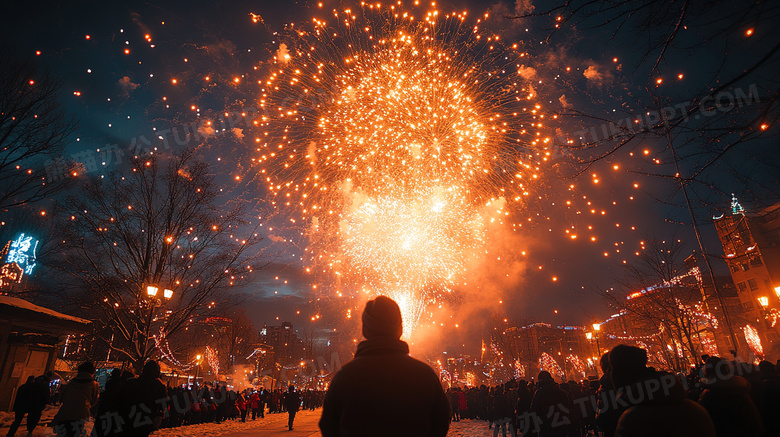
[704,356,724,379]
[609,345,648,387]
[361,295,403,339]
[759,360,776,377]
[26,375,35,384]
[599,352,611,373]
[288,385,295,392]
[77,361,96,375]
[141,360,161,379]
[538,371,554,382]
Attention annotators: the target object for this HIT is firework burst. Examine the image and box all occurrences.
[255,3,551,337]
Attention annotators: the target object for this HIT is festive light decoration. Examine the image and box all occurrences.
[767,308,780,328]
[743,324,764,360]
[539,352,564,379]
[153,328,196,371]
[700,334,719,357]
[205,345,219,376]
[4,233,38,275]
[513,359,526,379]
[731,194,745,215]
[0,263,23,288]
[255,4,548,337]
[566,354,586,377]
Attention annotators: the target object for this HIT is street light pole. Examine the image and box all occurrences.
[592,323,602,358]
[195,354,202,384]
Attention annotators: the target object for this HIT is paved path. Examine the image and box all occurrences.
[2,409,497,437]
[204,411,497,437]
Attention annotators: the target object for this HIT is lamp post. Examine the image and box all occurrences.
[195,354,202,383]
[592,323,602,357]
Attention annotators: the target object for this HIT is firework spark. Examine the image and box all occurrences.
[256,4,549,337]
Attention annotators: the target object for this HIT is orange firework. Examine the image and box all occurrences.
[256,3,551,337]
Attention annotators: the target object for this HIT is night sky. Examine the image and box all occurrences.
[3,0,776,356]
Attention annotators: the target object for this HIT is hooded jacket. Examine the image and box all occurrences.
[54,372,99,422]
[614,370,715,437]
[698,374,762,437]
[318,337,450,437]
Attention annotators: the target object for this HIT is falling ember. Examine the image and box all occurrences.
[259,4,548,337]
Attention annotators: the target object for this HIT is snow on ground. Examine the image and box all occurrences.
[0,408,508,437]
[447,419,501,437]
[0,405,60,436]
[151,411,300,437]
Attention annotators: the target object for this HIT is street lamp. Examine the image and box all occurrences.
[592,324,602,358]
[163,288,173,299]
[758,296,769,308]
[195,354,203,383]
[147,286,159,297]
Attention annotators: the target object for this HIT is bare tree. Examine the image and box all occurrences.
[601,238,716,371]
[0,50,77,210]
[508,0,780,355]
[211,309,259,373]
[53,151,265,371]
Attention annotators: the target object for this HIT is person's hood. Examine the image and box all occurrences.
[702,374,751,393]
[618,369,686,407]
[354,337,409,357]
[536,378,559,390]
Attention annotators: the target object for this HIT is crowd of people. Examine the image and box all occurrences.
[6,359,324,437]
[448,345,780,437]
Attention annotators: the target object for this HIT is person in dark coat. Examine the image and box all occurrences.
[53,362,100,437]
[27,374,51,433]
[319,295,450,437]
[492,386,515,437]
[283,385,300,430]
[6,376,35,437]
[608,345,715,437]
[515,380,533,437]
[697,356,762,437]
[530,371,575,437]
[122,360,168,437]
[758,360,780,437]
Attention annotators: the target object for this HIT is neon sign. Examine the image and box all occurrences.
[6,233,38,275]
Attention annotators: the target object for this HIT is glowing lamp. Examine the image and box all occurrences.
[196,354,202,361]
[163,288,173,299]
[774,286,780,298]
[586,332,593,340]
[146,286,158,297]
[758,296,769,308]
[592,323,601,331]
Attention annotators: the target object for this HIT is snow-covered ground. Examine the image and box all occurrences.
[0,407,509,437]
[0,405,60,436]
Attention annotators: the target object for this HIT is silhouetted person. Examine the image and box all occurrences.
[697,356,762,437]
[122,360,168,437]
[595,352,620,437]
[319,295,450,437]
[758,360,780,437]
[492,386,515,437]
[53,361,100,437]
[609,345,715,437]
[515,380,532,437]
[283,385,300,430]
[7,376,35,437]
[530,371,575,437]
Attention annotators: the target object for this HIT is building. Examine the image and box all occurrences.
[714,196,780,359]
[259,321,305,366]
[489,322,593,381]
[0,296,91,411]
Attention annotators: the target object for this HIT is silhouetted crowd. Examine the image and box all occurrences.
[446,344,780,437]
[7,360,324,437]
